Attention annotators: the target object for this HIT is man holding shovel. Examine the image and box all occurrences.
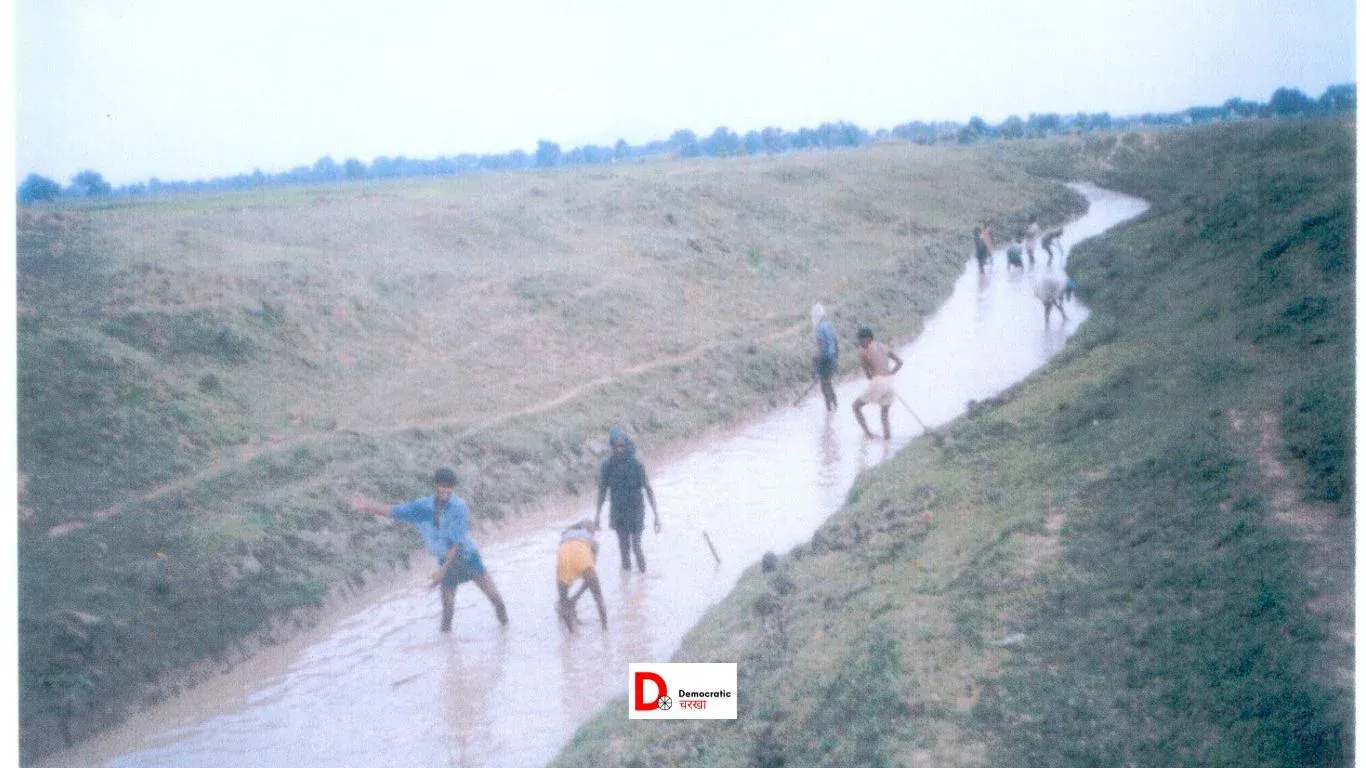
[852,327,904,440]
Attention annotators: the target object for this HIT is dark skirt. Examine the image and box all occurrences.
[610,505,645,535]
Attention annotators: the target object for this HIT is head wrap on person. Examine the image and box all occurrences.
[608,427,637,457]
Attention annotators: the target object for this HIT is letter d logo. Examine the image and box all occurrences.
[633,671,667,710]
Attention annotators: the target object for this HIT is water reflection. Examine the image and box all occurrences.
[42,183,1149,768]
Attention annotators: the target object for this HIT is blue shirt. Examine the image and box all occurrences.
[392,495,478,563]
[815,319,838,360]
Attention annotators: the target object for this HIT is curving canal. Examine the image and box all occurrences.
[42,183,1149,768]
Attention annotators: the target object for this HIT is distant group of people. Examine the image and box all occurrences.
[976,216,1065,275]
[351,424,660,635]
[972,215,1077,324]
[809,304,904,440]
[808,211,1080,443]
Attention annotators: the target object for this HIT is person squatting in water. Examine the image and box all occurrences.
[556,520,607,632]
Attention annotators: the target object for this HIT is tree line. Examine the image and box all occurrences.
[17,84,1355,205]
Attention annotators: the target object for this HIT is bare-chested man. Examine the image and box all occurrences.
[851,327,904,440]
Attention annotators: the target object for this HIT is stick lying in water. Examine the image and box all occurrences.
[702,531,722,564]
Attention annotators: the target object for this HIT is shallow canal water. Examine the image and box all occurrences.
[43,183,1148,768]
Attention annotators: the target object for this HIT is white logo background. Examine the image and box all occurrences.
[628,662,738,720]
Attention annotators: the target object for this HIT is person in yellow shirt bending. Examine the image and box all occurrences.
[556,520,607,632]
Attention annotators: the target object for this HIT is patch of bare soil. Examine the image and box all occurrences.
[1245,410,1353,686]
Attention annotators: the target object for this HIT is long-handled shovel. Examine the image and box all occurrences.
[702,531,722,565]
[895,394,941,442]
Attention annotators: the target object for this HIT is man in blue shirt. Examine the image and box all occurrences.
[811,303,839,412]
[352,467,509,633]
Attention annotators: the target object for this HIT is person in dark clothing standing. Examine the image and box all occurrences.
[594,427,660,572]
[811,303,839,412]
[973,224,994,274]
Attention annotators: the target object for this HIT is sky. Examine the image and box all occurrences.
[11,0,1359,187]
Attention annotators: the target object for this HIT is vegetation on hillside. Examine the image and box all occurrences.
[550,117,1353,766]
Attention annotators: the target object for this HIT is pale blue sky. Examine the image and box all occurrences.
[13,0,1358,186]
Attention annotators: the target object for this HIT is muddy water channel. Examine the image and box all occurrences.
[46,184,1147,768]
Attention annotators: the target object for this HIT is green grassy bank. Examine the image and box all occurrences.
[18,144,1085,759]
[550,117,1353,766]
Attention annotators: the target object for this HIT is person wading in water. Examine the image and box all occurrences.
[811,303,840,412]
[352,467,509,633]
[973,224,994,274]
[851,327,904,440]
[594,428,661,572]
[1041,226,1065,266]
[1023,215,1042,267]
[555,520,607,632]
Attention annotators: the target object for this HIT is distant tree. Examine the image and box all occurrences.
[313,155,340,180]
[614,138,631,161]
[582,144,615,164]
[17,173,62,204]
[1186,105,1224,124]
[965,116,991,141]
[891,121,935,144]
[702,126,742,156]
[507,149,531,168]
[743,130,764,155]
[1088,112,1113,130]
[370,156,397,177]
[669,129,701,157]
[452,154,480,173]
[343,158,367,179]
[816,121,866,148]
[1268,87,1316,117]
[793,127,820,149]
[998,115,1025,139]
[1222,98,1260,119]
[282,164,313,182]
[1025,113,1062,137]
[760,126,787,153]
[1318,83,1355,113]
[534,140,561,168]
[70,170,112,197]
